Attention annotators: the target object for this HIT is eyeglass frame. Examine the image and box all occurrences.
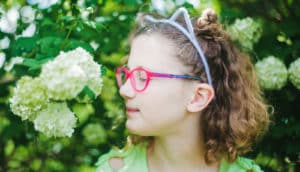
[116,66,202,92]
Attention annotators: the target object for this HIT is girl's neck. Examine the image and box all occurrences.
[146,115,220,172]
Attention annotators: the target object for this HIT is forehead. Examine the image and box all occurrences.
[128,33,185,73]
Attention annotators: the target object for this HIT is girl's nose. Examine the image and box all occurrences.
[119,79,136,99]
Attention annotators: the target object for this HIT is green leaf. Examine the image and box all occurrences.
[101,66,107,76]
[10,37,38,57]
[37,36,64,58]
[22,58,50,71]
[59,16,77,22]
[83,86,96,100]
[63,40,94,54]
[123,0,141,5]
[77,86,96,103]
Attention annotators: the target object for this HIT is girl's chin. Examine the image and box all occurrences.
[126,122,152,136]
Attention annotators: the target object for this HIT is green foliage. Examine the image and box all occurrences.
[219,0,300,171]
[0,0,136,171]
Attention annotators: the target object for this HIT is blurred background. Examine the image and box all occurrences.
[0,0,299,171]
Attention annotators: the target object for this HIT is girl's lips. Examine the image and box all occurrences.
[126,107,140,116]
[126,107,139,112]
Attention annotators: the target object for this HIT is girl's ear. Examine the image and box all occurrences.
[187,83,215,113]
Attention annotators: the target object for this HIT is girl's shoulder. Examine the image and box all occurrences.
[95,142,263,172]
[95,142,148,172]
[221,156,263,172]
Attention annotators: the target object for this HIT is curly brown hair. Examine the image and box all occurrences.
[126,8,270,164]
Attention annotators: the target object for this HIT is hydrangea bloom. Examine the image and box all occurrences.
[33,102,77,137]
[82,123,107,145]
[0,52,5,68]
[255,56,288,90]
[20,6,35,23]
[40,47,103,100]
[20,22,36,37]
[0,36,10,49]
[151,0,176,16]
[288,58,300,89]
[10,47,103,138]
[63,47,103,95]
[0,6,20,33]
[27,0,60,9]
[40,57,87,100]
[10,76,48,121]
[228,17,262,50]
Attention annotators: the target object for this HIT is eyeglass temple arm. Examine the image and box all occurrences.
[152,72,202,81]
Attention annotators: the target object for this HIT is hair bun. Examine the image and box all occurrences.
[196,8,218,27]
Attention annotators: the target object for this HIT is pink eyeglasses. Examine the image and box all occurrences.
[116,66,202,92]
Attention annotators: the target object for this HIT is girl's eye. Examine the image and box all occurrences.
[138,73,147,81]
[134,70,147,81]
[139,78,147,82]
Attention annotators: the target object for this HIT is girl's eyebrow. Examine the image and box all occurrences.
[136,65,152,71]
[120,55,129,65]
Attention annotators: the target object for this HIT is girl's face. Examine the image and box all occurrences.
[119,33,198,136]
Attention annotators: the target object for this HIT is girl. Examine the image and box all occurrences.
[96,7,270,172]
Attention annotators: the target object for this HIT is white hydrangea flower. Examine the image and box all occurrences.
[151,0,175,16]
[82,123,107,145]
[0,6,20,33]
[77,0,85,8]
[39,47,103,100]
[228,17,262,50]
[4,56,24,71]
[152,0,166,13]
[255,56,288,90]
[77,54,103,96]
[0,36,10,49]
[0,52,5,68]
[27,0,60,9]
[80,10,90,20]
[40,57,87,100]
[20,6,35,23]
[10,76,48,121]
[20,22,36,37]
[33,102,77,137]
[288,58,300,90]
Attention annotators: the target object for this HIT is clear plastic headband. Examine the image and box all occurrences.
[144,7,213,88]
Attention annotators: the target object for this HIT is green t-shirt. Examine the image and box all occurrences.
[95,142,263,172]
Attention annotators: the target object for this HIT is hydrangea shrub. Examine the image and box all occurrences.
[10,47,103,137]
[288,58,300,90]
[255,56,288,90]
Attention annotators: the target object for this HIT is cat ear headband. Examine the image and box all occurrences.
[144,7,213,88]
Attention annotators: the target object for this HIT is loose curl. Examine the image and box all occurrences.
[128,8,270,164]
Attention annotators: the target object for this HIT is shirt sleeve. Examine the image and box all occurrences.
[95,149,122,172]
[220,156,263,172]
[95,161,113,172]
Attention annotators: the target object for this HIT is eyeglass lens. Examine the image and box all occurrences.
[117,68,148,91]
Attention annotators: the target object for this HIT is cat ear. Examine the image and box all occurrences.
[169,7,195,36]
[143,7,214,88]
